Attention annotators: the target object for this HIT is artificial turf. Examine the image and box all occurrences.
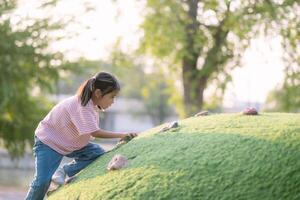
[48,113,300,200]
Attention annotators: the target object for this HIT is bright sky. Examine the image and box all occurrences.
[224,35,285,105]
[50,0,143,61]
[16,0,285,106]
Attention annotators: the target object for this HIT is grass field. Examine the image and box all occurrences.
[49,113,300,200]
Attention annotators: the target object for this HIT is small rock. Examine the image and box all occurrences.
[195,111,209,117]
[242,107,258,115]
[159,121,179,132]
[169,121,179,128]
[107,154,128,171]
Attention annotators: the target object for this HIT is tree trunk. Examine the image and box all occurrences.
[182,58,207,116]
[182,0,230,116]
[182,0,204,116]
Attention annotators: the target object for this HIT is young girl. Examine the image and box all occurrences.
[26,72,137,200]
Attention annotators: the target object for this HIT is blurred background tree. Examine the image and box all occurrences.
[265,2,299,112]
[0,0,73,157]
[139,0,299,116]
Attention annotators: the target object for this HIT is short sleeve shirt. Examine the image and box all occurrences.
[35,95,100,155]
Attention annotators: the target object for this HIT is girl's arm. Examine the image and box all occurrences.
[91,129,137,139]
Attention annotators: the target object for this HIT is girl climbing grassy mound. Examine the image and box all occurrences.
[26,72,137,200]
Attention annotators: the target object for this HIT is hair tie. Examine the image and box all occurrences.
[89,77,96,91]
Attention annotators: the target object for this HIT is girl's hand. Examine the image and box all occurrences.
[118,132,138,144]
[124,132,138,139]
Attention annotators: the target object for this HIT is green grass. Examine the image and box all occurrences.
[49,113,300,200]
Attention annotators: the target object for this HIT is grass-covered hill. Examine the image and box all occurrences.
[49,113,300,200]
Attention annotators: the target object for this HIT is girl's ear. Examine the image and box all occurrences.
[95,89,102,98]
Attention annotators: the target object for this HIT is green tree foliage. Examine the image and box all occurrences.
[0,0,68,157]
[140,0,298,116]
[140,73,175,125]
[266,2,299,112]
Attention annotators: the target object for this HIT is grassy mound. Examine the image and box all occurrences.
[49,113,300,200]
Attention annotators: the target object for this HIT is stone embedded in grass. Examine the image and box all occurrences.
[242,107,258,115]
[169,121,179,128]
[107,154,128,171]
[195,111,209,117]
[160,121,179,132]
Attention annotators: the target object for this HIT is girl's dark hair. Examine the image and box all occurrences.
[77,72,120,106]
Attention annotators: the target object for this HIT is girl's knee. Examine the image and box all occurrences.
[89,144,105,157]
[77,143,105,161]
[94,146,105,158]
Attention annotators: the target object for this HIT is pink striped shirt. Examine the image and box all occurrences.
[35,95,100,155]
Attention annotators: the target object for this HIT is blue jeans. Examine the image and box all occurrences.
[25,137,105,200]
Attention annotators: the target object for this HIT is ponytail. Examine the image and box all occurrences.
[77,72,120,106]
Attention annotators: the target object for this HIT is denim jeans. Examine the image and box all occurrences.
[25,137,105,200]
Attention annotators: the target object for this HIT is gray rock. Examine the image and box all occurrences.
[195,111,209,117]
[107,154,128,171]
[242,107,258,115]
[160,121,179,132]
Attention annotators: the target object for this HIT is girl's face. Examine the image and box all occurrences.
[93,90,118,110]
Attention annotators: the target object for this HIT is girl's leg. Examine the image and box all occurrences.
[26,138,63,200]
[63,143,105,177]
